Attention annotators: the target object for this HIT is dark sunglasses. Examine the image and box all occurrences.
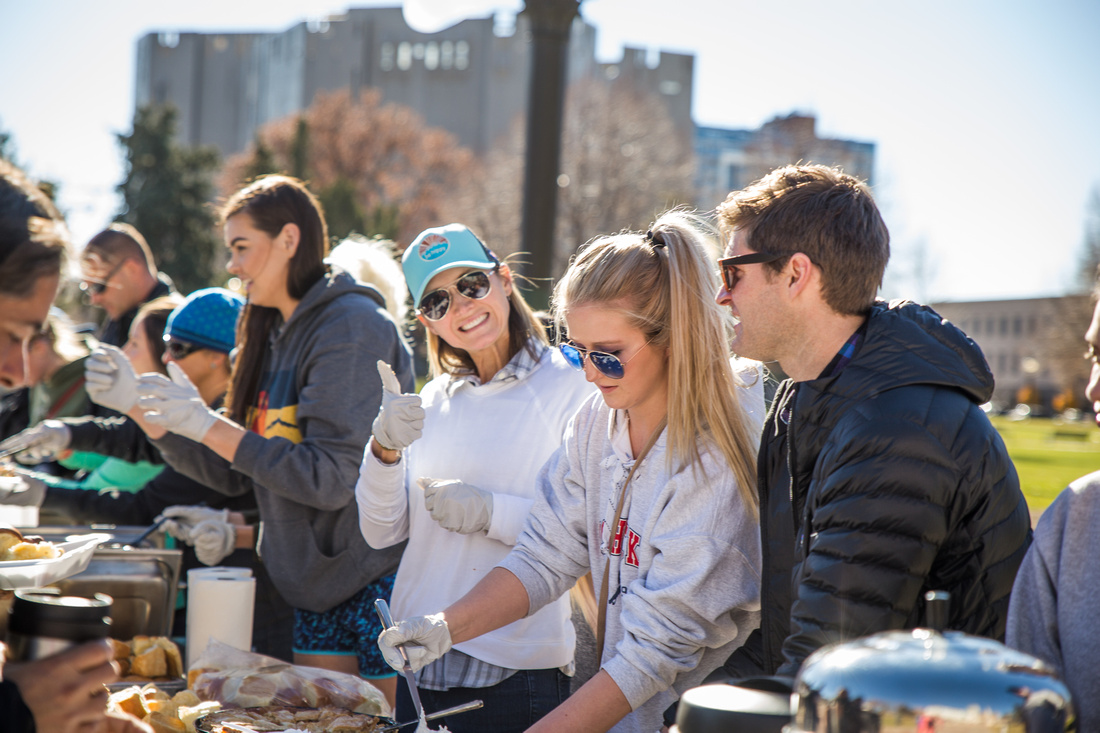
[718,251,788,291]
[79,260,126,297]
[419,269,494,321]
[558,339,650,380]
[164,338,202,360]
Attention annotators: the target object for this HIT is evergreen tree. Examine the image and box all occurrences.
[318,177,367,241]
[243,133,279,181]
[115,104,221,293]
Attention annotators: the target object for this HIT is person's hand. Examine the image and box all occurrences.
[0,469,47,507]
[136,363,219,442]
[4,639,120,733]
[85,344,141,414]
[189,519,237,566]
[371,360,424,452]
[419,478,494,535]
[158,505,236,566]
[377,612,452,673]
[0,420,71,464]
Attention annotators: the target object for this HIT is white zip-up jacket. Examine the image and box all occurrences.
[500,366,763,733]
[356,342,593,671]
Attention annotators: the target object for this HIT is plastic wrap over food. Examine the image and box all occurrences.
[187,639,391,717]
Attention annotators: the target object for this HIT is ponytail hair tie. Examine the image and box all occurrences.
[644,230,666,249]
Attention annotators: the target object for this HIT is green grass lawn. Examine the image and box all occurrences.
[990,415,1100,517]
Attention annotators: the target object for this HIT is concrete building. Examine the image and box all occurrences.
[135,6,693,159]
[930,296,1092,411]
[694,113,876,210]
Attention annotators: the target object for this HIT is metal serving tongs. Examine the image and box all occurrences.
[374,599,428,725]
[377,699,485,732]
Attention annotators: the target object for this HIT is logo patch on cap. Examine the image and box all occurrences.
[419,234,449,261]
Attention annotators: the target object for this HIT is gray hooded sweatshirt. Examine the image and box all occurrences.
[154,268,413,612]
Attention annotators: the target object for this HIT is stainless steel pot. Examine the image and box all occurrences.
[787,628,1074,732]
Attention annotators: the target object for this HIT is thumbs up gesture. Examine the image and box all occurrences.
[371,360,425,452]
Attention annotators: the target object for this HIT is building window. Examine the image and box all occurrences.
[1000,318,1008,336]
[1028,316,1036,334]
[1013,316,1022,336]
[441,40,454,69]
[455,40,469,70]
[987,318,995,334]
[971,319,979,335]
[424,41,439,70]
[380,42,394,71]
[397,42,412,70]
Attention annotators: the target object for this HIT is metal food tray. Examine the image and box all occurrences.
[195,706,396,732]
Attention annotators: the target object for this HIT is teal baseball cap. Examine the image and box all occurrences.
[402,223,499,306]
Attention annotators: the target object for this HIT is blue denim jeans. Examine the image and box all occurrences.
[394,668,571,733]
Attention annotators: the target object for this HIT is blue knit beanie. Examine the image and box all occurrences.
[165,288,245,354]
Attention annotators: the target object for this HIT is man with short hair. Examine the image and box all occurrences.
[1006,283,1100,730]
[79,223,175,346]
[713,164,1031,678]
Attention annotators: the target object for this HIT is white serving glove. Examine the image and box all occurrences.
[372,360,425,452]
[377,612,453,673]
[0,470,47,507]
[84,343,140,413]
[419,478,494,535]
[136,363,219,442]
[158,505,237,566]
[0,420,72,464]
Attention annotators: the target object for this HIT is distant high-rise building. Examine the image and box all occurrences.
[135,6,694,159]
[694,113,876,210]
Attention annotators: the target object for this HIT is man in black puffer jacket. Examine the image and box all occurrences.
[712,164,1031,678]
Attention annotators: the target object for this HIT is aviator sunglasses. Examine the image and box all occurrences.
[164,337,202,360]
[418,269,495,321]
[558,339,651,380]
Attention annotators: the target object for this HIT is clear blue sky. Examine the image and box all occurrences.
[1,0,1097,302]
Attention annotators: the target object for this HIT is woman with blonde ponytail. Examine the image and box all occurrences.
[379,210,764,733]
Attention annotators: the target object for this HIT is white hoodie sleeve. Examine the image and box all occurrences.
[354,447,412,549]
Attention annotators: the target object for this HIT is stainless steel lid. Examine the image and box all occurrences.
[788,629,1074,732]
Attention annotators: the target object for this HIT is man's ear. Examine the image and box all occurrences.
[279,223,301,258]
[785,252,818,299]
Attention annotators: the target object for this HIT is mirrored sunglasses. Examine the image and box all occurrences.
[558,340,650,380]
[418,270,494,321]
[164,338,202,360]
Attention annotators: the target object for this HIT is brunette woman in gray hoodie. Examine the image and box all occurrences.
[127,176,413,708]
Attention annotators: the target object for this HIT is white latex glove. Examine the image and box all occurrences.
[377,612,452,673]
[85,344,139,413]
[189,519,237,566]
[0,420,71,464]
[371,360,424,452]
[158,505,230,541]
[419,478,494,535]
[0,470,47,507]
[136,363,219,442]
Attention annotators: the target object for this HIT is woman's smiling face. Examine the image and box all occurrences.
[224,213,293,308]
[420,265,513,359]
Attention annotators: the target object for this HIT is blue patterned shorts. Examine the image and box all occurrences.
[292,572,397,679]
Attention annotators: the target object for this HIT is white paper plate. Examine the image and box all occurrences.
[0,533,112,589]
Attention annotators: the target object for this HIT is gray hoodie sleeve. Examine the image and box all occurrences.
[230,298,414,511]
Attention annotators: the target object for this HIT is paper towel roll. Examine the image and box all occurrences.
[186,567,255,670]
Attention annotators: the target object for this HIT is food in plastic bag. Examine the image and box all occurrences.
[187,639,390,717]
